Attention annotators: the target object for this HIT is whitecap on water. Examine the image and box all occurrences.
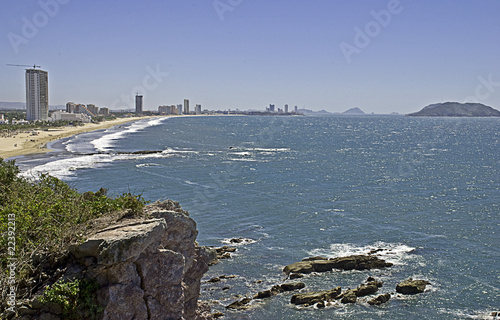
[307,242,417,266]
[91,117,170,152]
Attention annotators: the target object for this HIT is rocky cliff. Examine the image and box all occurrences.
[16,201,211,320]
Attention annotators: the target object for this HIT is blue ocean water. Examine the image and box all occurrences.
[16,115,500,319]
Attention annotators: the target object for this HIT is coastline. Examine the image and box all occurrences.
[0,116,165,160]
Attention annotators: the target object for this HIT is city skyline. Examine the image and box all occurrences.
[1,1,500,114]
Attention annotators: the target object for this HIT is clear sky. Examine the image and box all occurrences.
[1,0,500,114]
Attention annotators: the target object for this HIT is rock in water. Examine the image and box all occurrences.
[283,255,393,275]
[340,289,357,304]
[368,293,391,305]
[396,279,430,294]
[291,287,341,306]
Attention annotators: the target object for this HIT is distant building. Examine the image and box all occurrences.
[86,104,99,116]
[177,104,182,115]
[26,68,49,121]
[285,104,289,113]
[135,94,143,114]
[159,105,178,115]
[50,110,90,123]
[66,102,76,113]
[184,99,190,115]
[294,106,298,113]
[269,104,275,112]
[195,104,202,115]
[100,107,109,116]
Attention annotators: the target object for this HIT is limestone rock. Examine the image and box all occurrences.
[396,279,430,294]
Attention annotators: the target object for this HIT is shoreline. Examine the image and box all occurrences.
[0,116,167,160]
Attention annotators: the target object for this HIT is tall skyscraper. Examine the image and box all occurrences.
[184,99,190,115]
[135,94,143,114]
[285,104,289,113]
[195,104,202,115]
[26,68,48,121]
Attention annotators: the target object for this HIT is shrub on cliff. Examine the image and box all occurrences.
[0,158,147,302]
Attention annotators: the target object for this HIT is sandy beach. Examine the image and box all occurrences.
[0,116,162,160]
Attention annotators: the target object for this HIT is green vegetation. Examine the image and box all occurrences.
[0,158,146,301]
[38,278,103,319]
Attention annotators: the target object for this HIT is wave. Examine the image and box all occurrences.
[91,117,170,152]
[307,242,417,266]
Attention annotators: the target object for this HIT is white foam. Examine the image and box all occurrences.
[221,238,257,245]
[21,151,175,180]
[308,242,417,266]
[91,117,169,152]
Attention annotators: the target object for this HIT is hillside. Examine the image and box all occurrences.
[408,102,500,117]
[343,107,365,115]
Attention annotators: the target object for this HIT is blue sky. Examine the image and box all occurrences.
[1,0,500,114]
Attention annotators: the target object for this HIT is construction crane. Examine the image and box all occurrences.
[7,64,41,69]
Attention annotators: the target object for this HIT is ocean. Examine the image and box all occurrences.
[15,115,500,319]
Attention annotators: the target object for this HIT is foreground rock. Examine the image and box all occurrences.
[19,200,211,320]
[396,279,430,294]
[291,287,342,306]
[283,255,393,275]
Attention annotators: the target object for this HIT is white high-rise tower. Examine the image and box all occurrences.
[26,68,48,121]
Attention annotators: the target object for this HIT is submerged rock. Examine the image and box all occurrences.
[291,287,342,306]
[283,255,393,275]
[396,279,430,294]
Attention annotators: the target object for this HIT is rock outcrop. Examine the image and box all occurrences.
[291,287,342,306]
[18,200,211,320]
[283,255,393,275]
[396,279,430,294]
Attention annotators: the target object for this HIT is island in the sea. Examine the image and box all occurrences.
[408,102,500,117]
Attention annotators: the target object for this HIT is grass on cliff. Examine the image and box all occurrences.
[0,158,147,300]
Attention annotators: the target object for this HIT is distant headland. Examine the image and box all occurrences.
[408,102,500,117]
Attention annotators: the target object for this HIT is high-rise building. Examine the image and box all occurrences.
[100,107,109,116]
[269,104,275,112]
[294,105,298,113]
[86,104,99,116]
[66,102,76,113]
[184,99,190,115]
[135,94,143,114]
[177,104,183,115]
[26,68,48,121]
[195,104,202,115]
[285,104,289,113]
